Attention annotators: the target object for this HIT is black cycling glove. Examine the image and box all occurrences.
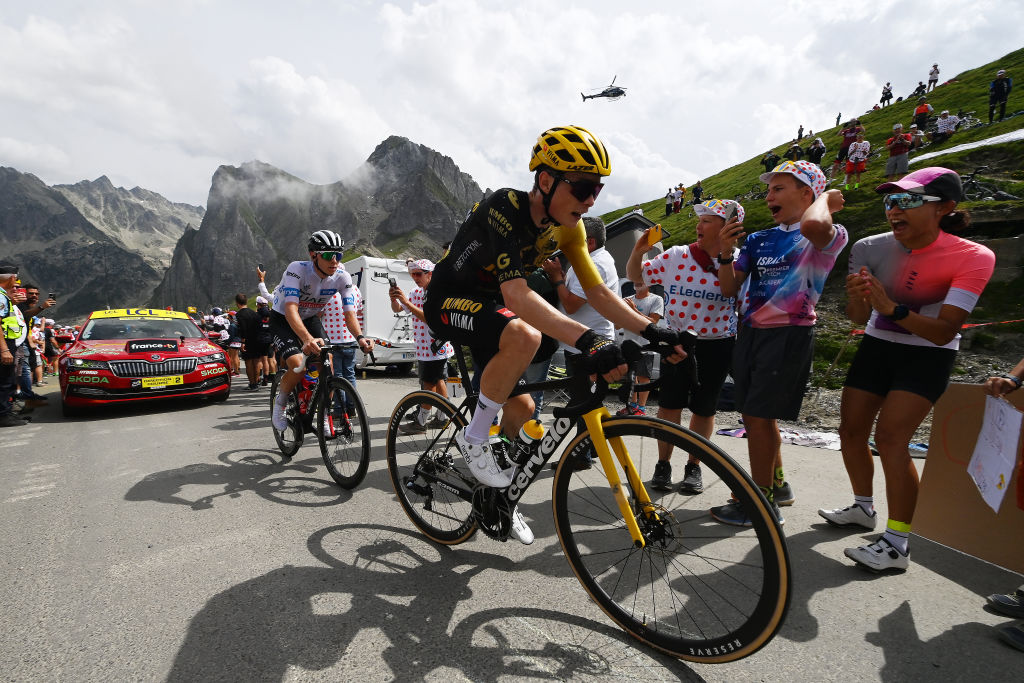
[640,324,695,354]
[574,329,626,375]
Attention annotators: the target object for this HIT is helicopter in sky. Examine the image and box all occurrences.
[581,75,627,102]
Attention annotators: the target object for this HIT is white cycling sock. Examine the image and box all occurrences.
[465,392,503,443]
[417,406,432,424]
[275,390,288,406]
[854,495,874,514]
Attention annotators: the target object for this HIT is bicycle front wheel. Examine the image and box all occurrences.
[316,376,371,489]
[386,391,477,544]
[551,415,790,663]
[269,371,302,458]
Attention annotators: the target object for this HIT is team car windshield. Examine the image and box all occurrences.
[81,317,205,341]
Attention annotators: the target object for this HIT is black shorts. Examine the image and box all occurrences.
[241,337,269,360]
[732,326,813,421]
[423,285,518,370]
[658,337,735,416]
[843,334,956,404]
[269,310,326,362]
[835,146,850,162]
[417,358,447,383]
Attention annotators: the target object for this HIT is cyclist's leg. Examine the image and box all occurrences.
[472,319,539,439]
[271,313,321,398]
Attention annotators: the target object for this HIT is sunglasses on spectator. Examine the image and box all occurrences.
[883,193,943,210]
[316,251,343,261]
[553,173,604,201]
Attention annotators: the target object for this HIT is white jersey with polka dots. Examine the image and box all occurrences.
[641,244,738,339]
[322,288,364,344]
[405,287,453,361]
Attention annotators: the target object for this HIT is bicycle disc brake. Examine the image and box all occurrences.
[636,503,681,552]
[472,486,512,541]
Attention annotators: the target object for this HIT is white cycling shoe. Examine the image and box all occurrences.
[455,429,515,488]
[510,506,534,545]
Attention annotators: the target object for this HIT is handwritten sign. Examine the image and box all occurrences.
[968,396,1023,513]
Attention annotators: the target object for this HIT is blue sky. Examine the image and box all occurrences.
[1,0,1021,210]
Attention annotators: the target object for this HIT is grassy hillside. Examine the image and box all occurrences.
[603,46,1024,387]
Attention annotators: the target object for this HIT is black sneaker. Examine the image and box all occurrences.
[650,460,673,491]
[0,413,28,428]
[678,462,704,494]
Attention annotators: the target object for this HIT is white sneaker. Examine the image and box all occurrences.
[455,429,514,488]
[844,537,909,572]
[818,504,878,530]
[272,400,289,431]
[510,506,534,545]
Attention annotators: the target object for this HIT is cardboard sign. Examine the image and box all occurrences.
[915,383,1024,573]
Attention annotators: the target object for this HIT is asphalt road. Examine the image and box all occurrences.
[1,372,1021,682]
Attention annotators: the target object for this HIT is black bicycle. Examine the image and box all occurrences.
[269,344,370,489]
[960,166,1002,201]
[385,342,791,663]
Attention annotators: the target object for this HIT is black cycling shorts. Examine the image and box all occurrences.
[423,285,518,369]
[269,310,326,362]
[658,336,735,416]
[844,333,956,404]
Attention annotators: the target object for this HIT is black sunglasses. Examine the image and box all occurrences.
[553,173,604,202]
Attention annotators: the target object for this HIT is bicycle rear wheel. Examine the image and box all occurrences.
[551,415,790,663]
[316,376,371,489]
[269,370,302,458]
[386,391,477,544]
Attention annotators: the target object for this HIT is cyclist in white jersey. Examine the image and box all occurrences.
[270,230,373,430]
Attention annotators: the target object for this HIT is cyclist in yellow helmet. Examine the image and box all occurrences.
[425,125,686,544]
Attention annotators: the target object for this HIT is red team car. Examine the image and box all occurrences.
[59,308,231,416]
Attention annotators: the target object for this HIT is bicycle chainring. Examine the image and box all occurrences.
[472,486,512,541]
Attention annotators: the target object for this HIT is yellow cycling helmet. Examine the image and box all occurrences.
[529,125,611,176]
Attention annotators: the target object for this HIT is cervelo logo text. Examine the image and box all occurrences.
[507,417,573,502]
[441,298,483,313]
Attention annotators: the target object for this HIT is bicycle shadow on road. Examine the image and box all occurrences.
[124,448,353,510]
[167,523,702,682]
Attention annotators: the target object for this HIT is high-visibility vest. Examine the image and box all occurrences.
[1,291,24,340]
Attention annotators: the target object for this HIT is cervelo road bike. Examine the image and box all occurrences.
[386,342,791,663]
[269,343,370,489]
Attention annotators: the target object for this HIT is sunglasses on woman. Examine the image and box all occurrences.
[316,251,343,261]
[554,174,604,201]
[883,192,943,210]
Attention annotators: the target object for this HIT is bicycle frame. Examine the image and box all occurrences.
[416,347,660,547]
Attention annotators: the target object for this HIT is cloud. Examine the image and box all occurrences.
[0,0,1022,212]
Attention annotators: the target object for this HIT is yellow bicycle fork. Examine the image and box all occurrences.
[581,408,658,548]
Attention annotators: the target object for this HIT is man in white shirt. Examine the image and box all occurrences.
[617,281,664,414]
[929,110,960,144]
[543,217,619,358]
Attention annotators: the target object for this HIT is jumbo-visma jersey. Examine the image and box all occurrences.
[432,188,602,295]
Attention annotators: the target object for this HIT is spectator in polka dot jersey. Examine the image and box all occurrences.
[321,283,370,417]
[390,259,454,432]
[627,199,743,496]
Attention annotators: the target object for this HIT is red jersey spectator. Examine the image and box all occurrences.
[885,124,912,181]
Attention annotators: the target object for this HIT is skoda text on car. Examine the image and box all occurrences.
[59,308,231,416]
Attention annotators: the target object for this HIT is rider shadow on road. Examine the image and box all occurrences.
[167,523,699,682]
[124,448,352,510]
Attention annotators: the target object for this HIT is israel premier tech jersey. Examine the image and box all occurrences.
[272,260,355,319]
[849,230,995,350]
[735,222,849,328]
[432,188,604,295]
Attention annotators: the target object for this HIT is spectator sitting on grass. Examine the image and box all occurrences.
[927,110,960,145]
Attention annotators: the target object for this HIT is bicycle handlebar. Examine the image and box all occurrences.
[292,340,372,373]
[552,335,698,419]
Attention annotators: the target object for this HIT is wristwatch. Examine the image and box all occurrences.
[717,253,735,265]
[887,304,910,321]
[1003,373,1022,390]
[551,280,565,287]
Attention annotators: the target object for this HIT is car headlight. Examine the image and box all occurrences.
[198,352,226,364]
[70,358,110,370]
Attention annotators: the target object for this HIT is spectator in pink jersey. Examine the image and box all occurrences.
[390,259,454,432]
[627,199,744,495]
[820,167,995,572]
